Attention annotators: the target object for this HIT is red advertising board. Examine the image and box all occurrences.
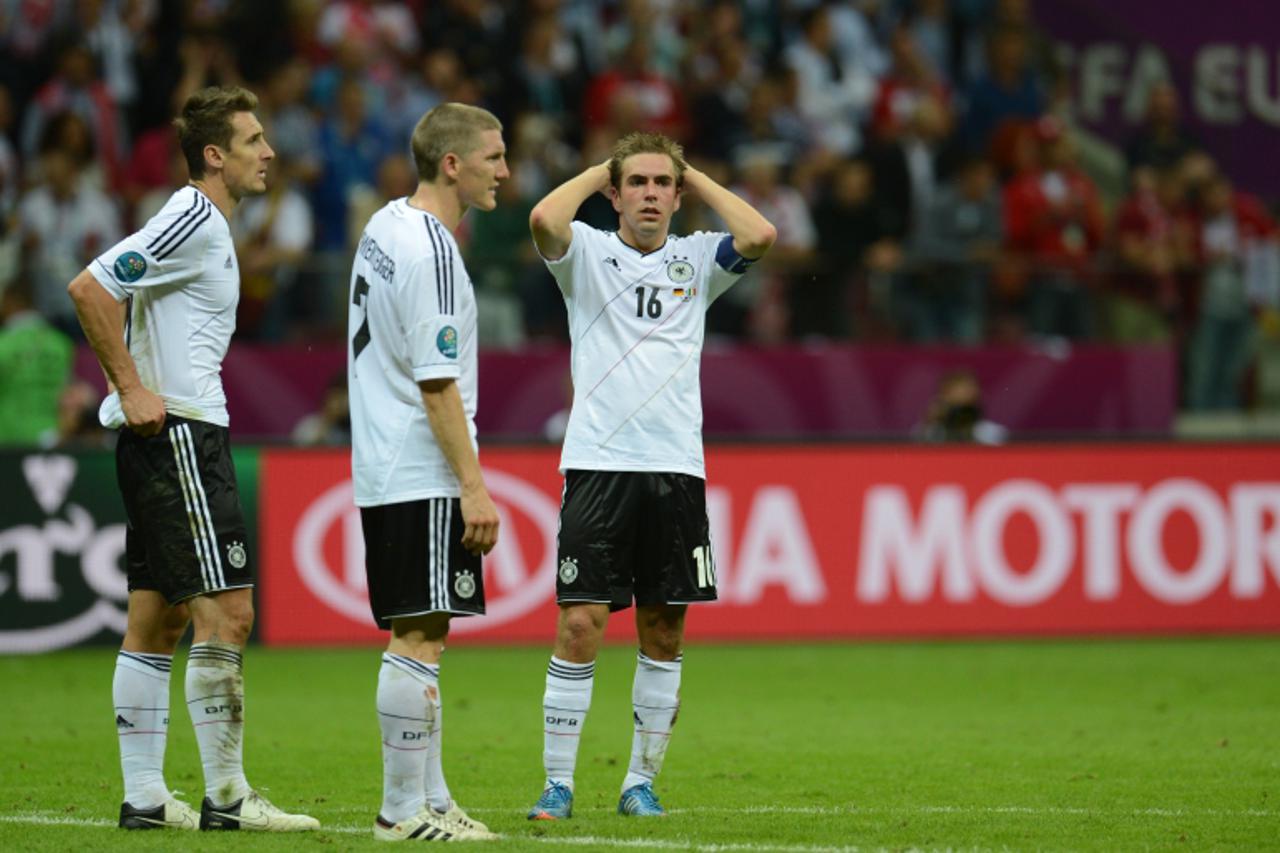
[259,445,1280,645]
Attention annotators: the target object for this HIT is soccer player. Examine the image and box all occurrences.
[525,133,776,819]
[66,86,318,832]
[347,103,507,842]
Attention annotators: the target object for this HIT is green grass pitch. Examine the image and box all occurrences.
[1,638,1278,851]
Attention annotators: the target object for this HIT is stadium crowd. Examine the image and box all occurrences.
[1,0,1279,441]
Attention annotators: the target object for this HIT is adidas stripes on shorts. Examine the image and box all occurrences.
[115,417,253,603]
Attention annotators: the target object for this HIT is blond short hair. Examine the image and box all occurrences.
[608,132,686,190]
[174,85,258,179]
[410,103,503,182]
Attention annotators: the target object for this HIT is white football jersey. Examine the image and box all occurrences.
[544,222,749,478]
[89,186,239,428]
[348,199,478,506]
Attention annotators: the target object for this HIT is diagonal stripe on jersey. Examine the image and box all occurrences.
[584,298,690,401]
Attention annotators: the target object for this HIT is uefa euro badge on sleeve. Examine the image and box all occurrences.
[113,251,147,283]
[437,326,458,358]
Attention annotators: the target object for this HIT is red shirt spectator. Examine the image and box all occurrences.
[1003,119,1104,272]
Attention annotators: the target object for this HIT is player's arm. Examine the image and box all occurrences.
[419,378,499,555]
[682,165,777,260]
[528,160,611,260]
[67,269,165,436]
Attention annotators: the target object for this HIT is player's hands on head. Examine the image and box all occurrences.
[121,385,166,437]
[460,484,500,555]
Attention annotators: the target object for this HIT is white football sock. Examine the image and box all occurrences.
[185,642,250,806]
[378,654,435,822]
[543,657,594,790]
[421,662,451,812]
[114,651,173,808]
[622,651,682,792]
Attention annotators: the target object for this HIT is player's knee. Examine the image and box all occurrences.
[641,630,682,661]
[212,598,254,644]
[559,607,605,650]
[158,619,189,650]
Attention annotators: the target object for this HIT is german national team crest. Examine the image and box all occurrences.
[226,541,247,569]
[666,259,694,283]
[437,326,458,358]
[558,557,579,584]
[113,251,147,283]
[453,570,476,599]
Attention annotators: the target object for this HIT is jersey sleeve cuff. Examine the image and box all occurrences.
[412,363,463,383]
[88,259,129,301]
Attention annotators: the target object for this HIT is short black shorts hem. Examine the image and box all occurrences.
[170,582,254,605]
[377,606,482,629]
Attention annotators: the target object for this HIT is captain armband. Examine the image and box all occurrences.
[715,235,758,274]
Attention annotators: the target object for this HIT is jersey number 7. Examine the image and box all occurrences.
[351,274,371,361]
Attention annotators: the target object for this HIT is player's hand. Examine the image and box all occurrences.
[460,484,500,556]
[594,160,612,193]
[120,385,166,437]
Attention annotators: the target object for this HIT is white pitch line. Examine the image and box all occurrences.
[0,814,861,851]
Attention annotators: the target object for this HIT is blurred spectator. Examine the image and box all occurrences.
[419,0,506,94]
[1186,176,1276,410]
[500,13,584,135]
[387,47,461,145]
[1126,82,1198,172]
[313,77,393,250]
[728,146,817,342]
[0,84,17,289]
[52,379,111,450]
[915,368,1008,444]
[1003,117,1104,339]
[866,94,958,248]
[259,59,322,189]
[871,25,951,142]
[310,35,383,116]
[20,37,127,190]
[27,108,99,186]
[964,0,1059,85]
[827,0,890,82]
[347,152,416,250]
[1106,165,1188,343]
[292,371,351,446]
[785,4,877,157]
[133,140,188,228]
[0,84,16,214]
[318,0,419,60]
[0,1,73,107]
[907,0,952,84]
[233,158,315,341]
[122,124,180,217]
[467,169,533,346]
[77,0,147,110]
[729,72,810,178]
[962,26,1043,151]
[602,0,685,81]
[17,116,121,335]
[0,281,73,446]
[808,159,902,339]
[906,155,1003,343]
[582,33,689,139]
[1042,74,1127,208]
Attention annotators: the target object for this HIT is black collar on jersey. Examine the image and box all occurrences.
[612,231,671,257]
